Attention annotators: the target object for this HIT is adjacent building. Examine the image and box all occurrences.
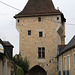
[0,39,15,75]
[57,36,75,75]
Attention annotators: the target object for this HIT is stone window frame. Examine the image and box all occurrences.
[38,47,45,59]
[39,31,43,37]
[37,29,45,37]
[56,15,61,22]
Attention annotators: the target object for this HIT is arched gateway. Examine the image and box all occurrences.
[28,65,47,75]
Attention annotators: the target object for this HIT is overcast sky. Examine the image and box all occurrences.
[0,0,75,56]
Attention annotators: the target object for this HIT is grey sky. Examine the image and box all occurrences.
[0,0,75,56]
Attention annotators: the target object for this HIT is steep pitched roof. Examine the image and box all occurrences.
[0,39,14,59]
[58,35,75,56]
[14,0,65,21]
[3,41,14,48]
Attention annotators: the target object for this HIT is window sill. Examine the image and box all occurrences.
[37,58,46,62]
[38,57,45,59]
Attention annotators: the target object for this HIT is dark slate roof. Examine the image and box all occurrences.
[58,45,66,55]
[58,35,75,56]
[0,39,14,59]
[14,0,65,21]
[3,41,14,48]
[0,39,4,46]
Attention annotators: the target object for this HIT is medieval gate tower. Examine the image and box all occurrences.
[14,0,66,75]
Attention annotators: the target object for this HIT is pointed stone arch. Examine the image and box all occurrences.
[28,65,47,75]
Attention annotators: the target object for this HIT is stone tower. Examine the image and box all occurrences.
[14,0,66,75]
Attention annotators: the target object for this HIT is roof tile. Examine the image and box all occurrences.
[14,0,65,21]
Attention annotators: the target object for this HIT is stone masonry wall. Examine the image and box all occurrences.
[16,15,65,75]
[59,48,75,75]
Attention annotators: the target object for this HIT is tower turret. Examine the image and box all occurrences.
[14,0,66,75]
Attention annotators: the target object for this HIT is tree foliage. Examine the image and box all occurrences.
[15,65,24,75]
[12,54,29,75]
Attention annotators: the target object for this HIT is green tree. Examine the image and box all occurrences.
[15,65,24,75]
[13,54,29,75]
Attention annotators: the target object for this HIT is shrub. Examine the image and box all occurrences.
[13,54,29,75]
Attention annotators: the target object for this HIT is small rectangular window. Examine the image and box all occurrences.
[38,17,41,22]
[39,32,43,37]
[28,30,31,35]
[57,17,59,20]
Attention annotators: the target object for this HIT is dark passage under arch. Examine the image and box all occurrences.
[28,65,47,75]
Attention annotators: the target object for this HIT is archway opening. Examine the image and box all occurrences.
[28,65,47,75]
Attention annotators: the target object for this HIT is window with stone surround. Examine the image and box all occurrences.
[39,32,43,37]
[38,47,45,58]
